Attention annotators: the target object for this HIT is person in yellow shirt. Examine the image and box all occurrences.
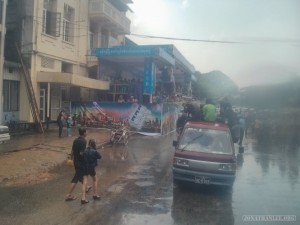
[202,99,217,122]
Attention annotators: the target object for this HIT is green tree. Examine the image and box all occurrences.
[192,70,238,100]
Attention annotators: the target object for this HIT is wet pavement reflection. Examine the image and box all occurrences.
[96,134,300,225]
[172,185,233,225]
[232,137,300,225]
[0,131,299,225]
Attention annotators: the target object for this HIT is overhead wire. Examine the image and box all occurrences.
[129,33,300,45]
[31,16,300,45]
[34,14,240,44]
[129,33,245,44]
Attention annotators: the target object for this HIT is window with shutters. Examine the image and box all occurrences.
[42,0,61,37]
[63,4,74,42]
[3,80,20,112]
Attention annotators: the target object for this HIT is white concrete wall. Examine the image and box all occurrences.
[34,0,89,70]
[18,0,128,122]
[20,0,90,121]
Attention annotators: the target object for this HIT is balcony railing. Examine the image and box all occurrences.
[87,49,98,66]
[89,0,131,34]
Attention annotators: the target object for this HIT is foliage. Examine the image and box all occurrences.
[192,70,238,100]
[238,77,300,108]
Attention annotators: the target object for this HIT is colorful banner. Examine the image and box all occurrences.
[71,102,165,134]
[161,104,178,135]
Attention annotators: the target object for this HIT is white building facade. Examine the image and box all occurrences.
[2,0,131,124]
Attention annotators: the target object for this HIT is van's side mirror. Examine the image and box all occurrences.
[173,140,178,147]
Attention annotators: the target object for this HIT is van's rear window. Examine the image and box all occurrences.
[179,128,232,154]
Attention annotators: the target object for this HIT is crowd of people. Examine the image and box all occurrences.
[110,77,143,103]
[109,75,187,104]
[57,110,73,137]
[176,99,255,148]
[115,92,184,104]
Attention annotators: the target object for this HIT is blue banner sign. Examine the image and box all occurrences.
[143,59,155,95]
[92,45,175,66]
[92,46,157,57]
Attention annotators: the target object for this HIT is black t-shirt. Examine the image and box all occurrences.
[84,147,102,169]
[72,136,87,168]
[176,115,188,129]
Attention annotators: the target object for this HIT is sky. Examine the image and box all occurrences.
[127,0,300,87]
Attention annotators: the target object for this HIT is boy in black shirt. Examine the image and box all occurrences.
[65,128,90,202]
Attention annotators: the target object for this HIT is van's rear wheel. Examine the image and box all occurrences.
[239,146,244,153]
[173,178,182,189]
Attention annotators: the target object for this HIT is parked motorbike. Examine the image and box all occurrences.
[110,125,129,146]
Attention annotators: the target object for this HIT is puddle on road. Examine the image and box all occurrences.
[135,181,154,187]
[232,138,300,225]
[121,213,173,225]
[129,165,151,173]
[154,196,172,201]
[107,183,126,193]
[125,174,153,180]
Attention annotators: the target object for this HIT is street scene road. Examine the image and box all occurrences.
[0,1,299,225]
[0,127,299,225]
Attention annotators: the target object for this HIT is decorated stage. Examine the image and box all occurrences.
[71,102,180,135]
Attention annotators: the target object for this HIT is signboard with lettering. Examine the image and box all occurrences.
[91,45,175,66]
[143,59,155,95]
[128,104,151,130]
[92,46,156,57]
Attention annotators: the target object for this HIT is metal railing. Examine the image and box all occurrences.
[16,44,44,133]
[89,0,130,33]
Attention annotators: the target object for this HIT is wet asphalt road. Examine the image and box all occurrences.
[0,132,299,225]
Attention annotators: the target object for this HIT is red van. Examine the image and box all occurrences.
[172,121,236,186]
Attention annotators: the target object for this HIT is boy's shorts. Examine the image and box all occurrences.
[71,169,85,183]
[86,168,96,177]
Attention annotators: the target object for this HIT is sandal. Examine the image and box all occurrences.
[93,195,101,200]
[86,186,92,193]
[81,199,89,204]
[65,195,77,201]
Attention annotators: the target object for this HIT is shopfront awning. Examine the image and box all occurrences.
[92,45,195,75]
[91,45,195,92]
[92,45,176,67]
[37,72,110,90]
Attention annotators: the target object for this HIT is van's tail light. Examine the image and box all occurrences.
[174,157,189,167]
[219,163,236,171]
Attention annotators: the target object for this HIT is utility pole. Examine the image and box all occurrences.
[0,0,7,124]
